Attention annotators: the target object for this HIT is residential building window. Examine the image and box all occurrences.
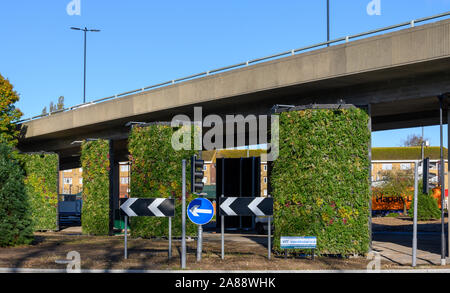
[263,177,267,184]
[203,165,207,171]
[120,165,129,172]
[120,177,129,184]
[263,189,268,196]
[63,178,72,184]
[400,163,411,170]
[79,178,83,185]
[382,164,392,170]
[263,165,267,171]
[63,169,72,173]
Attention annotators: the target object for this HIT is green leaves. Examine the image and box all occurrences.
[21,154,58,231]
[128,125,197,237]
[0,143,33,246]
[81,140,110,236]
[272,108,371,255]
[0,74,22,147]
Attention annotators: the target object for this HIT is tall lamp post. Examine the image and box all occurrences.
[70,27,101,104]
[327,0,330,46]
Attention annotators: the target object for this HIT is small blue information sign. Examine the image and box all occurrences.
[187,198,214,225]
[280,236,317,249]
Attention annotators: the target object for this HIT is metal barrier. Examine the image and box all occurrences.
[16,11,450,124]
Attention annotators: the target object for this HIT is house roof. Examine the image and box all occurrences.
[372,147,448,161]
[201,149,267,163]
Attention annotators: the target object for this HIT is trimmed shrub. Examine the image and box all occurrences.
[0,143,33,246]
[408,193,441,221]
[271,108,371,255]
[128,125,197,237]
[81,140,110,235]
[21,153,59,231]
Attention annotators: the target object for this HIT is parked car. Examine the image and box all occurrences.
[255,216,274,235]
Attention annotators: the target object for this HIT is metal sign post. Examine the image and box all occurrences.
[221,159,225,260]
[187,197,213,262]
[119,198,175,260]
[412,161,419,267]
[124,216,128,259]
[219,197,274,259]
[268,194,272,260]
[168,196,172,260]
[181,159,187,269]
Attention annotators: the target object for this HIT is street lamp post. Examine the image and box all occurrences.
[327,0,330,46]
[70,27,101,104]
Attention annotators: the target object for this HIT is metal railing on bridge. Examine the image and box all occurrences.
[16,11,450,124]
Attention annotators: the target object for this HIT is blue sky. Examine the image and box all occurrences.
[1,0,449,147]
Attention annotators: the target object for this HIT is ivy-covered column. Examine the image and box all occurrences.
[128,124,197,237]
[81,139,110,235]
[271,107,371,255]
[22,153,59,231]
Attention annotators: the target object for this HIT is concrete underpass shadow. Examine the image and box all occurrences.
[372,220,449,262]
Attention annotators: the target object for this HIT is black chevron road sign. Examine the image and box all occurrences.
[120,198,175,217]
[219,197,273,216]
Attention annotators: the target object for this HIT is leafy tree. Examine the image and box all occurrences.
[0,143,34,246]
[49,101,55,113]
[57,96,64,110]
[408,192,441,220]
[402,134,427,147]
[377,168,414,214]
[0,74,22,147]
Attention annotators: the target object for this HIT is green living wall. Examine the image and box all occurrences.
[22,153,59,231]
[271,108,371,255]
[0,143,34,246]
[81,139,110,235]
[128,124,197,237]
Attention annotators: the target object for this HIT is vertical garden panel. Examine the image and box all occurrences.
[22,153,59,231]
[128,124,197,237]
[81,139,110,235]
[271,108,371,255]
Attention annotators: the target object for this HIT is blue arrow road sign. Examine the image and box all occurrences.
[187,198,214,225]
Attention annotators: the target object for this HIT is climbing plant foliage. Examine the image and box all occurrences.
[81,139,110,235]
[271,108,371,255]
[21,153,58,231]
[128,125,197,237]
[0,143,33,246]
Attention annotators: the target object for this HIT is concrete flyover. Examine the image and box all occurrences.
[18,17,450,166]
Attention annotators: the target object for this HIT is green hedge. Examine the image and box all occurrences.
[271,108,371,255]
[372,147,447,160]
[81,140,110,235]
[21,153,58,231]
[128,125,197,237]
[0,143,33,246]
[408,193,441,220]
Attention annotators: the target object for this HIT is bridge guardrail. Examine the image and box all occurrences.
[16,11,450,124]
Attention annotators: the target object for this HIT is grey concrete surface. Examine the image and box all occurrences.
[18,18,450,159]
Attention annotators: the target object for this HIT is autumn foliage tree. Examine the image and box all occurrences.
[377,169,414,214]
[0,74,22,147]
[0,74,34,246]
